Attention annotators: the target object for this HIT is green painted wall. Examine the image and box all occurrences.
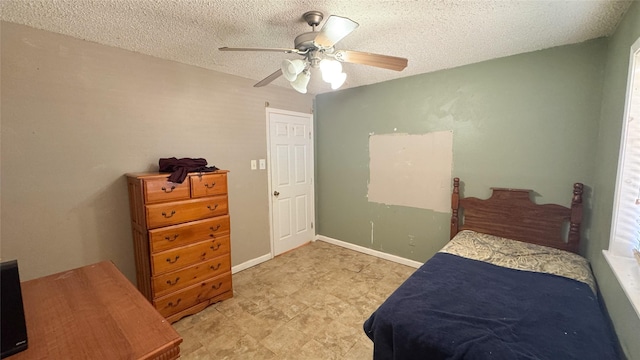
[316,39,606,260]
[590,2,640,358]
[316,4,640,358]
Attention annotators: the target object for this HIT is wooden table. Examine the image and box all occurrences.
[8,261,182,359]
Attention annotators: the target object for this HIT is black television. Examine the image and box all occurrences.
[1,260,28,358]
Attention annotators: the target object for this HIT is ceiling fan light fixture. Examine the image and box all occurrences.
[319,58,342,83]
[281,59,307,81]
[290,70,311,94]
[330,72,347,90]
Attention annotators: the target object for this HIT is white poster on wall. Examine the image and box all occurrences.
[367,131,453,213]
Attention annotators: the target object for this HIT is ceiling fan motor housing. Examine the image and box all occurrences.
[294,32,322,52]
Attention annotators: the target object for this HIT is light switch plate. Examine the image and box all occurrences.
[259,159,266,170]
[251,160,257,170]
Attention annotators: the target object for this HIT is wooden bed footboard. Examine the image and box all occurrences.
[450,178,583,253]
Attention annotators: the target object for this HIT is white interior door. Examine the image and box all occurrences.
[267,108,314,256]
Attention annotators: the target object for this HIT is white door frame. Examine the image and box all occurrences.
[265,107,315,257]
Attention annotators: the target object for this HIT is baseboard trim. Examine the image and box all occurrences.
[232,236,424,274]
[232,253,272,274]
[315,235,423,268]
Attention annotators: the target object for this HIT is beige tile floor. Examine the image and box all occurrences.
[172,240,417,359]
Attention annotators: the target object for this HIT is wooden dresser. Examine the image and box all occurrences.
[126,170,233,323]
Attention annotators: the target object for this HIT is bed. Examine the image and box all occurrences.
[363,178,620,360]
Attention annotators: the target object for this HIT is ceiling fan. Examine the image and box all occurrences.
[219,11,408,93]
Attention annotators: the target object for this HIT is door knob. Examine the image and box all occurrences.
[273,191,280,196]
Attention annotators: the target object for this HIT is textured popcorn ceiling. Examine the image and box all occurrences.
[0,0,632,94]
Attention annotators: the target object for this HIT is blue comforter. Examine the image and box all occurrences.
[363,253,620,360]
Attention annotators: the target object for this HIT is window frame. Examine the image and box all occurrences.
[604,35,640,319]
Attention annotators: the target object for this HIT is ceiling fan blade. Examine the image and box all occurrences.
[219,47,301,54]
[334,50,408,71]
[254,69,283,87]
[314,15,359,48]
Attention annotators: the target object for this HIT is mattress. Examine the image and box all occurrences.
[363,231,620,360]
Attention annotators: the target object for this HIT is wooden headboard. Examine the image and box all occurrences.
[450,178,584,253]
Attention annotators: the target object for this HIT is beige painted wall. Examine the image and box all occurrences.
[0,22,313,283]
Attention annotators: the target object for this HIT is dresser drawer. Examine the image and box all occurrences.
[143,177,190,204]
[190,173,228,198]
[145,195,229,229]
[151,236,231,275]
[154,272,232,318]
[149,215,230,253]
[152,254,231,297]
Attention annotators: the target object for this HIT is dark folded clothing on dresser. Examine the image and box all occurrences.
[159,157,219,183]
